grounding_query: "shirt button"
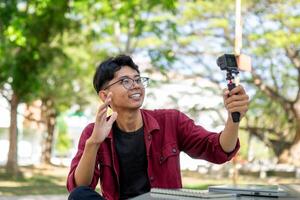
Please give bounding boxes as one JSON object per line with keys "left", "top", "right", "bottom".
{"left": 160, "top": 156, "right": 164, "bottom": 163}
{"left": 148, "top": 134, "right": 152, "bottom": 140}
{"left": 172, "top": 148, "right": 177, "bottom": 153}
{"left": 150, "top": 176, "right": 154, "bottom": 181}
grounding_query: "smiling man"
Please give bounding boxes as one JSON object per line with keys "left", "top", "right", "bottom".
{"left": 66, "top": 55, "right": 249, "bottom": 200}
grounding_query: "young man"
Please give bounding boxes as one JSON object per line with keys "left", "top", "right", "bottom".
{"left": 67, "top": 55, "right": 249, "bottom": 200}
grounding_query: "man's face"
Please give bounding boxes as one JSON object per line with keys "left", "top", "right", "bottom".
{"left": 104, "top": 66, "right": 145, "bottom": 111}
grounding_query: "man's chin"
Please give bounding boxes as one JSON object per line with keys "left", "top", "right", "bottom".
{"left": 128, "top": 102, "right": 143, "bottom": 110}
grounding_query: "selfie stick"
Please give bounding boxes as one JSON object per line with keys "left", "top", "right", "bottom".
{"left": 226, "top": 68, "right": 240, "bottom": 123}
{"left": 217, "top": 54, "right": 241, "bottom": 123}
{"left": 217, "top": 0, "right": 243, "bottom": 123}
{"left": 228, "top": 0, "right": 242, "bottom": 123}
{"left": 231, "top": 0, "right": 241, "bottom": 122}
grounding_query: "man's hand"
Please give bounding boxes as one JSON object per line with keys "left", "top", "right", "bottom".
{"left": 74, "top": 93, "right": 117, "bottom": 187}
{"left": 88, "top": 92, "right": 118, "bottom": 145}
{"left": 220, "top": 85, "right": 249, "bottom": 152}
{"left": 223, "top": 85, "right": 249, "bottom": 120}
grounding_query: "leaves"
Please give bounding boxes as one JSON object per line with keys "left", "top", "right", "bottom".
{"left": 1, "top": 0, "right": 299, "bottom": 164}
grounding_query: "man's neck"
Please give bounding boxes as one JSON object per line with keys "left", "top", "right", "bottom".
{"left": 115, "top": 109, "right": 143, "bottom": 132}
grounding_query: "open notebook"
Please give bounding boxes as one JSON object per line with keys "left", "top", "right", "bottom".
{"left": 150, "top": 188, "right": 236, "bottom": 199}
{"left": 208, "top": 184, "right": 287, "bottom": 197}
{"left": 132, "top": 188, "right": 236, "bottom": 199}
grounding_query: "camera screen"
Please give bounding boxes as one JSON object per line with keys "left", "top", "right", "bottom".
{"left": 226, "top": 55, "right": 238, "bottom": 68}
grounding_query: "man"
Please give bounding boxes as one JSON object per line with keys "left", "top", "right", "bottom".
{"left": 67, "top": 55, "right": 249, "bottom": 200}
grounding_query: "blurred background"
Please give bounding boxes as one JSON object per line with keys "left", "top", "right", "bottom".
{"left": 0, "top": 0, "right": 300, "bottom": 197}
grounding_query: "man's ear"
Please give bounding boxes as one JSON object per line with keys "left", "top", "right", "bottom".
{"left": 98, "top": 90, "right": 108, "bottom": 102}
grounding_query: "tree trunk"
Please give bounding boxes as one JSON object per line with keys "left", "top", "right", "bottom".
{"left": 278, "top": 127, "right": 300, "bottom": 165}
{"left": 6, "top": 92, "right": 19, "bottom": 175}
{"left": 41, "top": 103, "right": 57, "bottom": 165}
{"left": 278, "top": 102, "right": 300, "bottom": 165}
{"left": 290, "top": 132, "right": 300, "bottom": 166}
{"left": 278, "top": 141, "right": 300, "bottom": 166}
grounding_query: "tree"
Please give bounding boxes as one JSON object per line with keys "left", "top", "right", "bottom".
{"left": 71, "top": 0, "right": 178, "bottom": 68}
{"left": 38, "top": 41, "right": 91, "bottom": 164}
{"left": 166, "top": 0, "right": 300, "bottom": 165}
{"left": 24, "top": 0, "right": 180, "bottom": 164}
{"left": 0, "top": 0, "right": 71, "bottom": 174}
{"left": 243, "top": 0, "right": 300, "bottom": 165}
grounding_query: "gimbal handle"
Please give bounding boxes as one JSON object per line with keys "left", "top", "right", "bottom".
{"left": 227, "top": 81, "right": 240, "bottom": 123}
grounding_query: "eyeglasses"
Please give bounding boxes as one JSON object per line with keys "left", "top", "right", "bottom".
{"left": 103, "top": 77, "right": 149, "bottom": 90}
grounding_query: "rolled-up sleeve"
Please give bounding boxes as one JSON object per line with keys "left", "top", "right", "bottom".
{"left": 66, "top": 123, "right": 100, "bottom": 192}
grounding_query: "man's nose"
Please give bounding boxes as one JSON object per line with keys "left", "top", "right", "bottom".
{"left": 131, "top": 80, "right": 140, "bottom": 89}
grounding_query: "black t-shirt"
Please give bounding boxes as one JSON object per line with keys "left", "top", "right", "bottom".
{"left": 113, "top": 123, "right": 150, "bottom": 199}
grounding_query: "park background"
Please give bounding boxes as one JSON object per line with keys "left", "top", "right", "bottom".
{"left": 0, "top": 0, "right": 300, "bottom": 198}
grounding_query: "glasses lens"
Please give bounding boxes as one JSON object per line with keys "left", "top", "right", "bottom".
{"left": 141, "top": 77, "right": 149, "bottom": 87}
{"left": 122, "top": 78, "right": 133, "bottom": 89}
{"left": 121, "top": 77, "right": 149, "bottom": 89}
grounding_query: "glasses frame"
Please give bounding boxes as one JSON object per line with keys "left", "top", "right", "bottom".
{"left": 103, "top": 76, "right": 149, "bottom": 90}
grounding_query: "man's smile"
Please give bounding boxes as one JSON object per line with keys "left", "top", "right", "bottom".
{"left": 129, "top": 93, "right": 142, "bottom": 100}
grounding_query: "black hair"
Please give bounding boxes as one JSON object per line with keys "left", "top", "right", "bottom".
{"left": 93, "top": 55, "right": 140, "bottom": 93}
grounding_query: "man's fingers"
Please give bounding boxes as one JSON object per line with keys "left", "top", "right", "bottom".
{"left": 96, "top": 106, "right": 107, "bottom": 123}
{"left": 223, "top": 89, "right": 230, "bottom": 99}
{"left": 228, "top": 105, "right": 248, "bottom": 113}
{"left": 97, "top": 92, "right": 112, "bottom": 115}
{"left": 229, "top": 85, "right": 246, "bottom": 95}
{"left": 222, "top": 85, "right": 248, "bottom": 119}
{"left": 103, "top": 98, "right": 111, "bottom": 107}
{"left": 98, "top": 100, "right": 109, "bottom": 112}
{"left": 107, "top": 112, "right": 118, "bottom": 125}
{"left": 104, "top": 92, "right": 113, "bottom": 105}
{"left": 226, "top": 99, "right": 249, "bottom": 110}
{"left": 226, "top": 93, "right": 248, "bottom": 102}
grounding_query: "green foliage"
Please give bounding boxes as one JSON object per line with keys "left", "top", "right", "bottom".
{"left": 55, "top": 116, "right": 71, "bottom": 155}
{"left": 0, "top": 1, "right": 71, "bottom": 101}
{"left": 0, "top": 0, "right": 79, "bottom": 168}
{"left": 168, "top": 0, "right": 300, "bottom": 160}
{"left": 1, "top": 0, "right": 299, "bottom": 165}
{"left": 244, "top": 1, "right": 300, "bottom": 147}
{"left": 71, "top": 0, "right": 179, "bottom": 69}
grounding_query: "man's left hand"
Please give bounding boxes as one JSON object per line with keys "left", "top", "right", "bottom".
{"left": 223, "top": 85, "right": 249, "bottom": 120}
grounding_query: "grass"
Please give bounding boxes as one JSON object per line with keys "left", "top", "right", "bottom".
{"left": 0, "top": 165, "right": 68, "bottom": 196}
{"left": 0, "top": 166, "right": 299, "bottom": 196}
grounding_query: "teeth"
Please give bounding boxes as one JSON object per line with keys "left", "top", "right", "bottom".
{"left": 130, "top": 94, "right": 141, "bottom": 98}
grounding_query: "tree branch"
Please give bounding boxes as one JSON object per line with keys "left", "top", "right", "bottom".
{"left": 23, "top": 113, "right": 45, "bottom": 124}
{"left": 285, "top": 47, "right": 300, "bottom": 101}
{"left": 251, "top": 70, "right": 293, "bottom": 109}
{"left": 269, "top": 59, "right": 279, "bottom": 93}
{"left": 199, "top": 107, "right": 226, "bottom": 123}
{"left": 239, "top": 126, "right": 274, "bottom": 147}
{"left": 0, "top": 90, "right": 11, "bottom": 104}
{"left": 125, "top": 18, "right": 134, "bottom": 54}
{"left": 285, "top": 47, "right": 300, "bottom": 69}
{"left": 176, "top": 56, "right": 223, "bottom": 88}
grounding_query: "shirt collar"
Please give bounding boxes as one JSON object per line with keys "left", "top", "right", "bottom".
{"left": 140, "top": 109, "right": 160, "bottom": 134}
{"left": 106, "top": 109, "right": 160, "bottom": 139}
